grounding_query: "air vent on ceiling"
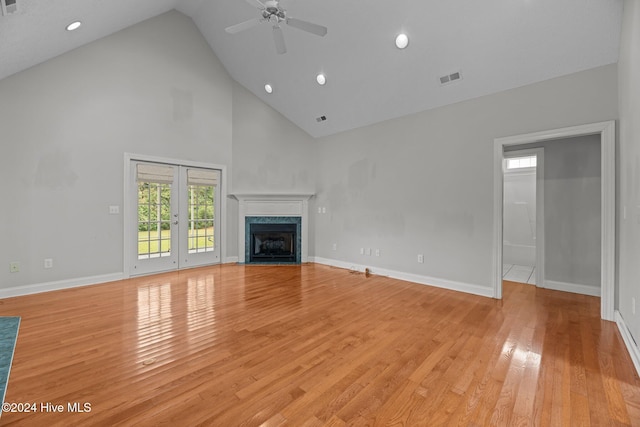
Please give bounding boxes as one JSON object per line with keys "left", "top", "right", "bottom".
{"left": 1, "top": 0, "right": 18, "bottom": 16}
{"left": 439, "top": 71, "right": 462, "bottom": 86}
{"left": 316, "top": 115, "right": 327, "bottom": 123}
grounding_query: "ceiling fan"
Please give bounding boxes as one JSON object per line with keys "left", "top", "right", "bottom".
{"left": 225, "top": 0, "right": 328, "bottom": 54}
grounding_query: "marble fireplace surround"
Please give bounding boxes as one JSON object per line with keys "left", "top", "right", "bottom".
{"left": 231, "top": 194, "right": 313, "bottom": 264}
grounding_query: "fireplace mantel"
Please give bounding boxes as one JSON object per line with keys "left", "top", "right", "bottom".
{"left": 231, "top": 193, "right": 314, "bottom": 264}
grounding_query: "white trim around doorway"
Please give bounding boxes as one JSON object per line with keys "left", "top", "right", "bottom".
{"left": 492, "top": 121, "right": 615, "bottom": 321}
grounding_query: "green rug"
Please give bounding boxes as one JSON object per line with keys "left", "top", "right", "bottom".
{"left": 0, "top": 317, "right": 20, "bottom": 405}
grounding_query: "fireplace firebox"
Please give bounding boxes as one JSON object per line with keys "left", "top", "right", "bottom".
{"left": 250, "top": 223, "right": 296, "bottom": 263}
{"left": 245, "top": 216, "right": 302, "bottom": 264}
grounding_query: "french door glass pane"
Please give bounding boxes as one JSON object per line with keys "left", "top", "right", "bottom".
{"left": 137, "top": 182, "right": 172, "bottom": 259}
{"left": 188, "top": 184, "right": 215, "bottom": 253}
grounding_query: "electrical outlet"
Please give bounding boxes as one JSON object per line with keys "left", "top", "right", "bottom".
{"left": 417, "top": 254, "right": 424, "bottom": 264}
{"left": 318, "top": 207, "right": 322, "bottom": 214}
{"left": 109, "top": 205, "right": 120, "bottom": 215}
{"left": 9, "top": 262, "right": 19, "bottom": 273}
{"left": 375, "top": 249, "right": 380, "bottom": 257}
{"left": 44, "top": 258, "right": 53, "bottom": 269}
{"left": 366, "top": 248, "right": 372, "bottom": 256}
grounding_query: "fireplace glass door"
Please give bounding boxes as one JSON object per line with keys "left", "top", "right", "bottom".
{"left": 250, "top": 223, "right": 296, "bottom": 263}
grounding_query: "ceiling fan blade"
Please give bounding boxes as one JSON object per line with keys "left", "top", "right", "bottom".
{"left": 285, "top": 17, "right": 327, "bottom": 37}
{"left": 225, "top": 18, "right": 262, "bottom": 34}
{"left": 273, "top": 26, "right": 287, "bottom": 54}
{"left": 245, "top": 0, "right": 266, "bottom": 9}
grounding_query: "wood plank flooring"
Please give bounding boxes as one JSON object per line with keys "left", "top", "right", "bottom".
{"left": 0, "top": 264, "right": 639, "bottom": 426}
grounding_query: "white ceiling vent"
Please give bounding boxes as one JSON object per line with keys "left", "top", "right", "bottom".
{"left": 439, "top": 71, "right": 462, "bottom": 86}
{"left": 1, "top": 0, "right": 18, "bottom": 16}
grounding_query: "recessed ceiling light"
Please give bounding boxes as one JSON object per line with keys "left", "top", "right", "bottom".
{"left": 316, "top": 73, "right": 326, "bottom": 85}
{"left": 395, "top": 33, "right": 409, "bottom": 49}
{"left": 66, "top": 21, "right": 82, "bottom": 31}
{"left": 264, "top": 84, "right": 273, "bottom": 94}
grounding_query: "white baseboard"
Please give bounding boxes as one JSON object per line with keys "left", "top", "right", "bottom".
{"left": 615, "top": 310, "right": 640, "bottom": 376}
{"left": 544, "top": 280, "right": 601, "bottom": 297}
{"left": 309, "top": 256, "right": 493, "bottom": 298}
{"left": 0, "top": 273, "right": 124, "bottom": 299}
{"left": 1, "top": 260, "right": 242, "bottom": 299}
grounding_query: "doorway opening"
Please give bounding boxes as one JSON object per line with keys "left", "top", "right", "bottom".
{"left": 502, "top": 149, "right": 544, "bottom": 288}
{"left": 493, "top": 121, "right": 615, "bottom": 321}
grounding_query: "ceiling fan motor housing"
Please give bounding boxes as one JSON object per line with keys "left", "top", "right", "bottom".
{"left": 263, "top": 1, "right": 285, "bottom": 21}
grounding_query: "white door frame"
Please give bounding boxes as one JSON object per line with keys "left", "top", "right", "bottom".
{"left": 492, "top": 121, "right": 615, "bottom": 321}
{"left": 502, "top": 148, "right": 545, "bottom": 289}
{"left": 124, "top": 153, "right": 228, "bottom": 278}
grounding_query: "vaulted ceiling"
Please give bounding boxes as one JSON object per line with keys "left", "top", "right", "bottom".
{"left": 0, "top": 0, "right": 624, "bottom": 137}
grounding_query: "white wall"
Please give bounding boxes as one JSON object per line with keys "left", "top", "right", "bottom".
{"left": 313, "top": 64, "right": 617, "bottom": 292}
{"left": 503, "top": 171, "right": 536, "bottom": 266}
{"left": 618, "top": 1, "right": 640, "bottom": 345}
{"left": 0, "top": 11, "right": 234, "bottom": 289}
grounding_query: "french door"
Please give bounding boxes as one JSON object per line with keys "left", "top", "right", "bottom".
{"left": 130, "top": 161, "right": 221, "bottom": 276}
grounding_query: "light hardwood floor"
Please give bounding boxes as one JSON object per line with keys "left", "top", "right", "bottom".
{"left": 1, "top": 264, "right": 639, "bottom": 426}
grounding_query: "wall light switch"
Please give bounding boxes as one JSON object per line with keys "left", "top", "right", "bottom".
{"left": 318, "top": 207, "right": 322, "bottom": 214}
{"left": 322, "top": 207, "right": 326, "bottom": 214}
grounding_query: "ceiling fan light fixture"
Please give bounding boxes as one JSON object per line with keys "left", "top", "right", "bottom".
{"left": 316, "top": 73, "right": 326, "bottom": 85}
{"left": 66, "top": 21, "right": 82, "bottom": 31}
{"left": 264, "top": 84, "right": 273, "bottom": 94}
{"left": 395, "top": 33, "right": 409, "bottom": 49}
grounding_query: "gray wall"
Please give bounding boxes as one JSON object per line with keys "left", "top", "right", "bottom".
{"left": 543, "top": 136, "right": 601, "bottom": 288}
{"left": 313, "top": 64, "right": 617, "bottom": 291}
{"left": 618, "top": 1, "right": 640, "bottom": 344}
{"left": 0, "top": 11, "right": 234, "bottom": 288}
{"left": 230, "top": 82, "right": 317, "bottom": 256}
{"left": 0, "top": 10, "right": 319, "bottom": 290}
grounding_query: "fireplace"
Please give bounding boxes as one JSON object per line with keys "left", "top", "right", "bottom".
{"left": 245, "top": 216, "right": 302, "bottom": 264}
{"left": 232, "top": 194, "right": 313, "bottom": 264}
